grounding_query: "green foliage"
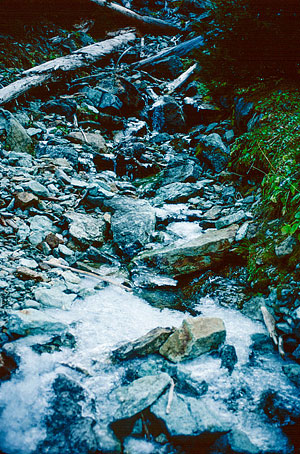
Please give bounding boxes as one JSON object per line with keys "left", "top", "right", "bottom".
{"left": 194, "top": 0, "right": 300, "bottom": 89}
{"left": 232, "top": 87, "right": 300, "bottom": 219}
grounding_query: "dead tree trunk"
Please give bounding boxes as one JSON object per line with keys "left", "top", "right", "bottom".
{"left": 0, "top": 31, "right": 136, "bottom": 106}
{"left": 89, "top": 0, "right": 181, "bottom": 35}
{"left": 132, "top": 36, "right": 204, "bottom": 70}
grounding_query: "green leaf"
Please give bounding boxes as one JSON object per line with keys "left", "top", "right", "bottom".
{"left": 281, "top": 225, "right": 291, "bottom": 235}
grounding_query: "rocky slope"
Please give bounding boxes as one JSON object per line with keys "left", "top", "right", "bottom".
{"left": 0, "top": 2, "right": 300, "bottom": 454}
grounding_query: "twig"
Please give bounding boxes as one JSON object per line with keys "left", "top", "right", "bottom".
{"left": 166, "top": 378, "right": 175, "bottom": 414}
{"left": 43, "top": 258, "right": 132, "bottom": 291}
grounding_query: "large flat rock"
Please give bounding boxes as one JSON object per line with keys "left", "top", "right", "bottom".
{"left": 109, "top": 373, "right": 172, "bottom": 420}
{"left": 131, "top": 225, "right": 238, "bottom": 276}
{"left": 159, "top": 317, "right": 226, "bottom": 362}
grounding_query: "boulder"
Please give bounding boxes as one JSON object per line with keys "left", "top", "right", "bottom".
{"left": 34, "top": 286, "right": 77, "bottom": 308}
{"left": 35, "top": 142, "right": 79, "bottom": 168}
{"left": 215, "top": 210, "right": 246, "bottom": 230}
{"left": 159, "top": 317, "right": 226, "bottom": 362}
{"left": 29, "top": 215, "right": 56, "bottom": 246}
{"left": 5, "top": 309, "right": 67, "bottom": 336}
{"left": 65, "top": 211, "right": 107, "bottom": 246}
{"left": 110, "top": 373, "right": 172, "bottom": 420}
{"left": 111, "top": 327, "right": 175, "bottom": 361}
{"left": 183, "top": 98, "right": 222, "bottom": 126}
{"left": 15, "top": 266, "right": 44, "bottom": 283}
{"left": 80, "top": 86, "right": 122, "bottom": 113}
{"left": 23, "top": 180, "right": 50, "bottom": 198}
{"left": 0, "top": 109, "right": 33, "bottom": 154}
{"left": 66, "top": 131, "right": 107, "bottom": 153}
{"left": 275, "top": 236, "right": 297, "bottom": 258}
{"left": 211, "top": 429, "right": 260, "bottom": 454}
{"left": 36, "top": 374, "right": 98, "bottom": 454}
{"left": 110, "top": 199, "right": 156, "bottom": 258}
{"left": 14, "top": 191, "right": 39, "bottom": 209}
{"left": 151, "top": 96, "right": 185, "bottom": 133}
{"left": 196, "top": 133, "right": 229, "bottom": 173}
{"left": 0, "top": 350, "right": 17, "bottom": 381}
{"left": 150, "top": 392, "right": 230, "bottom": 446}
{"left": 132, "top": 225, "right": 238, "bottom": 277}
{"left": 220, "top": 344, "right": 238, "bottom": 374}
{"left": 41, "top": 99, "right": 77, "bottom": 121}
{"left": 282, "top": 364, "right": 300, "bottom": 388}
{"left": 153, "top": 181, "right": 205, "bottom": 205}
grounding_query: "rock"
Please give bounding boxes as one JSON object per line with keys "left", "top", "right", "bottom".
{"left": 5, "top": 309, "right": 67, "bottom": 336}
{"left": 235, "top": 222, "right": 249, "bottom": 241}
{"left": 41, "top": 99, "right": 77, "bottom": 120}
{"left": 65, "top": 211, "right": 107, "bottom": 246}
{"left": 241, "top": 296, "right": 265, "bottom": 321}
{"left": 32, "top": 332, "right": 76, "bottom": 354}
{"left": 23, "top": 180, "right": 50, "bottom": 198}
{"left": 15, "top": 192, "right": 39, "bottom": 209}
{"left": 215, "top": 210, "right": 246, "bottom": 230}
{"left": 111, "top": 327, "right": 175, "bottom": 361}
{"left": 160, "top": 156, "right": 202, "bottom": 185}
{"left": 35, "top": 142, "right": 79, "bottom": 168}
{"left": 260, "top": 389, "right": 300, "bottom": 426}
{"left": 45, "top": 233, "right": 63, "bottom": 249}
{"left": 0, "top": 109, "right": 33, "bottom": 154}
{"left": 110, "top": 199, "right": 156, "bottom": 258}
{"left": 80, "top": 86, "right": 122, "bottom": 113}
{"left": 211, "top": 429, "right": 260, "bottom": 454}
{"left": 29, "top": 215, "right": 56, "bottom": 246}
{"left": 183, "top": 98, "right": 222, "bottom": 127}
{"left": 143, "top": 55, "right": 183, "bottom": 79}
{"left": 36, "top": 374, "right": 98, "bottom": 454}
{"left": 282, "top": 364, "right": 300, "bottom": 388}
{"left": 150, "top": 392, "right": 230, "bottom": 443}
{"left": 159, "top": 317, "right": 226, "bottom": 362}
{"left": 151, "top": 96, "right": 185, "bottom": 133}
{"left": 153, "top": 181, "right": 205, "bottom": 205}
{"left": 34, "top": 286, "right": 77, "bottom": 308}
{"left": 66, "top": 131, "right": 107, "bottom": 153}
{"left": 0, "top": 350, "right": 17, "bottom": 381}
{"left": 220, "top": 344, "right": 238, "bottom": 374}
{"left": 15, "top": 266, "right": 44, "bottom": 282}
{"left": 275, "top": 236, "right": 297, "bottom": 258}
{"left": 196, "top": 133, "right": 229, "bottom": 173}
{"left": 110, "top": 373, "right": 172, "bottom": 420}
{"left": 234, "top": 97, "right": 254, "bottom": 131}
{"left": 132, "top": 225, "right": 238, "bottom": 277}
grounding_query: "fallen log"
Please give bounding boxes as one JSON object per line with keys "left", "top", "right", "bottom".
{"left": 89, "top": 0, "right": 181, "bottom": 35}
{"left": 0, "top": 32, "right": 136, "bottom": 106}
{"left": 132, "top": 35, "right": 204, "bottom": 70}
{"left": 165, "top": 62, "right": 198, "bottom": 94}
{"left": 261, "top": 306, "right": 278, "bottom": 346}
{"left": 44, "top": 258, "right": 133, "bottom": 292}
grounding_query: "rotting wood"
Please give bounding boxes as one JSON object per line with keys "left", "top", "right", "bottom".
{"left": 89, "top": 0, "right": 181, "bottom": 35}
{"left": 261, "top": 306, "right": 278, "bottom": 346}
{"left": 165, "top": 63, "right": 198, "bottom": 94}
{"left": 43, "top": 258, "right": 133, "bottom": 292}
{"left": 0, "top": 32, "right": 136, "bottom": 106}
{"left": 132, "top": 35, "right": 204, "bottom": 70}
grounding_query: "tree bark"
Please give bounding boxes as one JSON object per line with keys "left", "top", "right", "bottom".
{"left": 165, "top": 62, "right": 198, "bottom": 94}
{"left": 89, "top": 0, "right": 181, "bottom": 35}
{"left": 132, "top": 36, "right": 204, "bottom": 70}
{"left": 0, "top": 32, "right": 136, "bottom": 105}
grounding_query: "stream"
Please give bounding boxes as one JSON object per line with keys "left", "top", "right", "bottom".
{"left": 0, "top": 278, "right": 298, "bottom": 454}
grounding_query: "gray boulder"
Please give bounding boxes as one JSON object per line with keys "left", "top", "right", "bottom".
{"left": 150, "top": 392, "right": 230, "bottom": 440}
{"left": 65, "top": 211, "right": 107, "bottom": 246}
{"left": 110, "top": 373, "right": 172, "bottom": 420}
{"left": 5, "top": 309, "right": 67, "bottom": 336}
{"left": 159, "top": 317, "right": 226, "bottom": 362}
{"left": 34, "top": 286, "right": 77, "bottom": 309}
{"left": 215, "top": 210, "right": 246, "bottom": 230}
{"left": 0, "top": 109, "right": 33, "bottom": 154}
{"left": 111, "top": 327, "right": 175, "bottom": 361}
{"left": 151, "top": 96, "right": 185, "bottom": 133}
{"left": 110, "top": 199, "right": 156, "bottom": 258}
{"left": 153, "top": 181, "right": 205, "bottom": 205}
{"left": 132, "top": 225, "right": 238, "bottom": 277}
{"left": 196, "top": 133, "right": 229, "bottom": 173}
